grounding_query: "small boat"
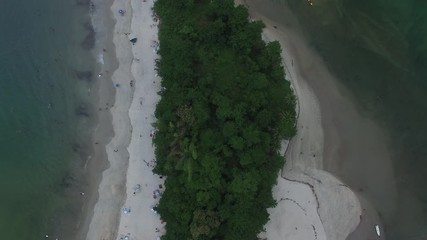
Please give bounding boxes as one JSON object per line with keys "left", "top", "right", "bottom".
{"left": 375, "top": 225, "right": 381, "bottom": 237}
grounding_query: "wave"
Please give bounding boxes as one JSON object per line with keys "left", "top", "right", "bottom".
{"left": 89, "top": 0, "right": 111, "bottom": 66}
{"left": 97, "top": 52, "right": 104, "bottom": 65}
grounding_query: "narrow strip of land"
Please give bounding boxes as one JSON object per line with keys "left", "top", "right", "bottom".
{"left": 86, "top": 0, "right": 163, "bottom": 239}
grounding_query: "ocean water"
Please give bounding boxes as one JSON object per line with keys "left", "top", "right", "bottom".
{"left": 0, "top": 0, "right": 98, "bottom": 238}
{"left": 251, "top": 0, "right": 427, "bottom": 239}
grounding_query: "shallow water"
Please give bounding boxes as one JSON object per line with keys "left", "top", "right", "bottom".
{"left": 251, "top": 0, "right": 427, "bottom": 239}
{"left": 0, "top": 0, "right": 98, "bottom": 238}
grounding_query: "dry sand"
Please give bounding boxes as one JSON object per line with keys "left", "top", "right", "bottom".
{"left": 115, "top": 0, "right": 165, "bottom": 239}
{"left": 86, "top": 0, "right": 163, "bottom": 239}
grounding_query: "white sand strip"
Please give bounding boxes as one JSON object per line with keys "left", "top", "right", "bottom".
{"left": 115, "top": 0, "right": 164, "bottom": 239}
{"left": 263, "top": 175, "right": 327, "bottom": 240}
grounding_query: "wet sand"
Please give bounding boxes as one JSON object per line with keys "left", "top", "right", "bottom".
{"left": 50, "top": 1, "right": 119, "bottom": 239}
{"left": 72, "top": 1, "right": 119, "bottom": 239}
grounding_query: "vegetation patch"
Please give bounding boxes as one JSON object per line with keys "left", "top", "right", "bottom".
{"left": 152, "top": 0, "right": 296, "bottom": 239}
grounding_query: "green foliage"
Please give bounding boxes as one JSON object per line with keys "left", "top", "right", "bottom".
{"left": 190, "top": 209, "right": 221, "bottom": 240}
{"left": 152, "top": 0, "right": 296, "bottom": 239}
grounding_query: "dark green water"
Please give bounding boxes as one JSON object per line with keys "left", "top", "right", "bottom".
{"left": 277, "top": 0, "right": 427, "bottom": 239}
{"left": 0, "top": 0, "right": 97, "bottom": 238}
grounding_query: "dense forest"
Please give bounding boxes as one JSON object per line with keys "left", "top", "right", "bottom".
{"left": 152, "top": 0, "right": 296, "bottom": 239}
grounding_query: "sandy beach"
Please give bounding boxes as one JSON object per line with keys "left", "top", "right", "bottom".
{"left": 115, "top": 0, "right": 165, "bottom": 238}
{"left": 237, "top": 0, "right": 400, "bottom": 239}
{"left": 262, "top": 20, "right": 361, "bottom": 240}
{"left": 235, "top": 0, "right": 373, "bottom": 240}
{"left": 85, "top": 0, "right": 163, "bottom": 239}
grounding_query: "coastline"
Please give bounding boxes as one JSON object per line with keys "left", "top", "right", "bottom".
{"left": 36, "top": 1, "right": 119, "bottom": 239}
{"left": 235, "top": 0, "right": 369, "bottom": 239}
{"left": 239, "top": 0, "right": 404, "bottom": 239}
{"left": 71, "top": 0, "right": 119, "bottom": 239}
{"left": 86, "top": 0, "right": 163, "bottom": 239}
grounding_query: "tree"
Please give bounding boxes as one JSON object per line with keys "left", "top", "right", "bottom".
{"left": 152, "top": 0, "right": 297, "bottom": 239}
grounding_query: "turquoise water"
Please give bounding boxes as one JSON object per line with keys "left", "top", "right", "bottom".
{"left": 276, "top": 0, "right": 427, "bottom": 239}
{"left": 0, "top": 0, "right": 96, "bottom": 238}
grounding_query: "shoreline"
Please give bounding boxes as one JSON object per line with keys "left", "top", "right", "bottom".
{"left": 44, "top": 1, "right": 119, "bottom": 239}
{"left": 239, "top": 1, "right": 401, "bottom": 239}
{"left": 85, "top": 0, "right": 164, "bottom": 239}
{"left": 73, "top": 0, "right": 119, "bottom": 239}
{"left": 235, "top": 0, "right": 368, "bottom": 239}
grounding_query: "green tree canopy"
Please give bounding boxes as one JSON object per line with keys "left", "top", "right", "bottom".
{"left": 152, "top": 0, "right": 296, "bottom": 239}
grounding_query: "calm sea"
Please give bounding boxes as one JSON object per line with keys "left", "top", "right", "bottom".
{"left": 0, "top": 0, "right": 99, "bottom": 238}
{"left": 252, "top": 0, "right": 427, "bottom": 239}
